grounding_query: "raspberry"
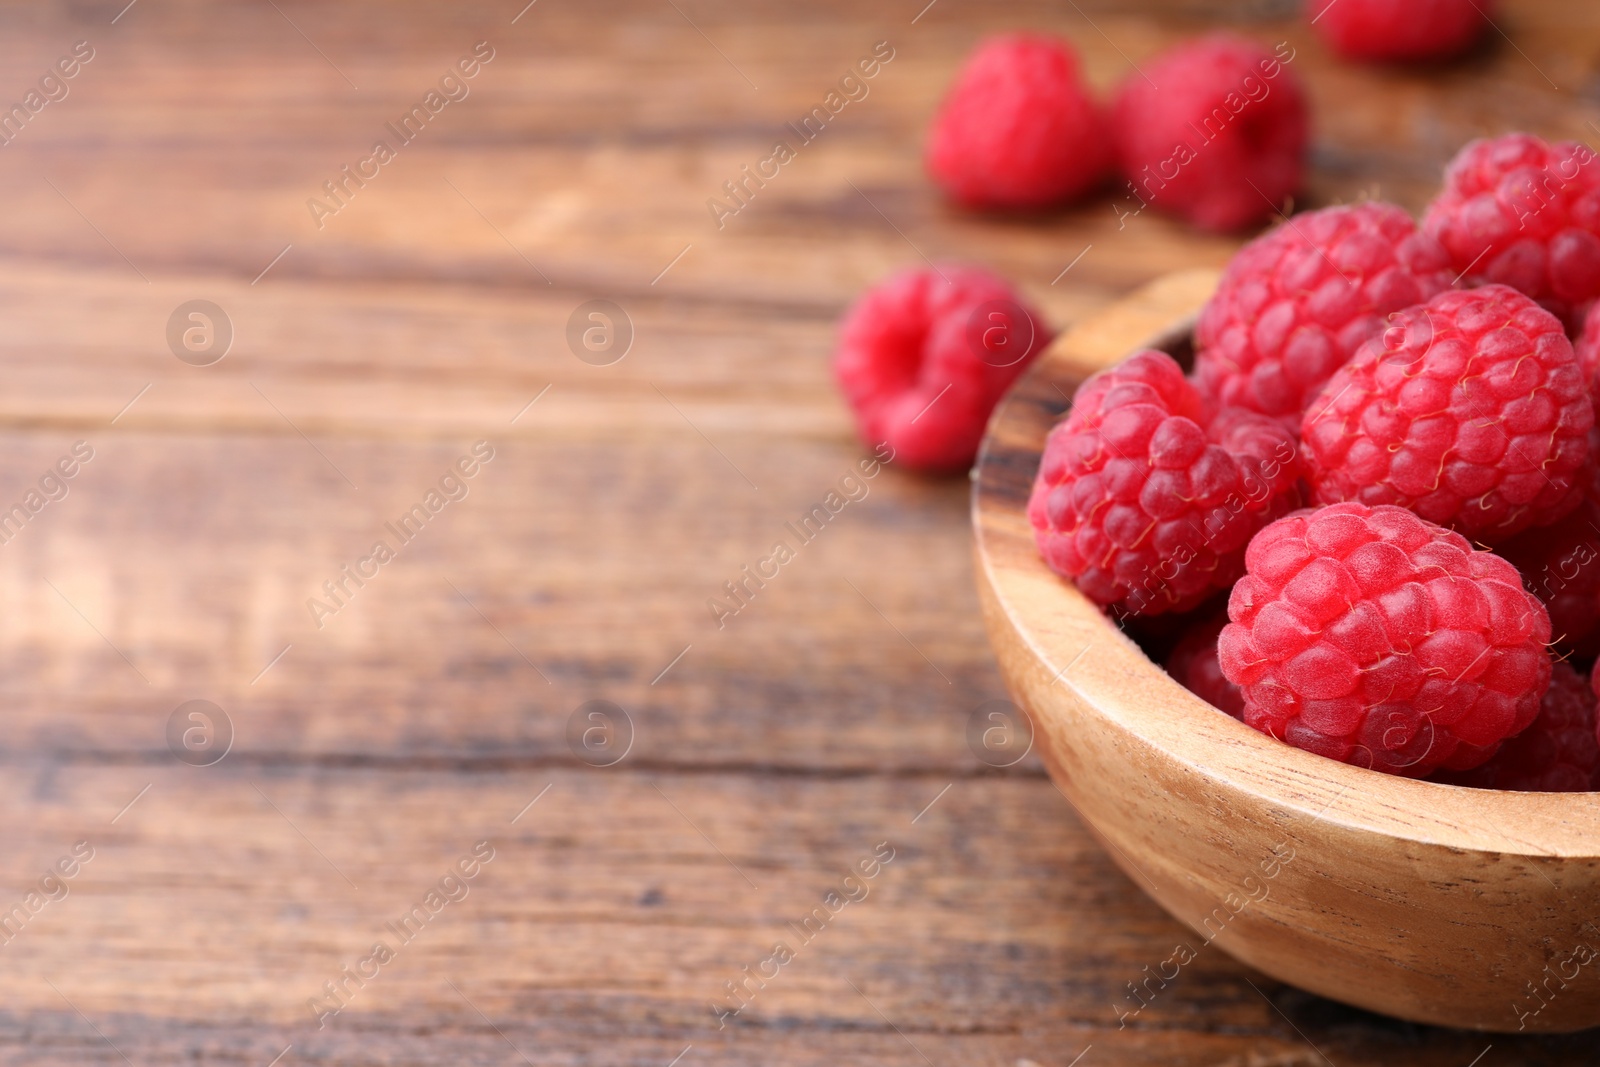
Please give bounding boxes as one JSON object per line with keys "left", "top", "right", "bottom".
{"left": 1576, "top": 301, "right": 1600, "bottom": 401}
{"left": 1495, "top": 422, "right": 1600, "bottom": 654}
{"left": 1110, "top": 35, "right": 1308, "bottom": 232}
{"left": 1218, "top": 502, "right": 1552, "bottom": 777}
{"left": 1301, "top": 284, "right": 1593, "bottom": 544}
{"left": 926, "top": 34, "right": 1112, "bottom": 211}
{"left": 1499, "top": 510, "right": 1600, "bottom": 656}
{"left": 1194, "top": 202, "right": 1455, "bottom": 422}
{"left": 1308, "top": 0, "right": 1491, "bottom": 63}
{"left": 1029, "top": 350, "right": 1301, "bottom": 616}
{"left": 834, "top": 265, "right": 1052, "bottom": 473}
{"left": 1422, "top": 133, "right": 1600, "bottom": 329}
{"left": 1436, "top": 661, "right": 1600, "bottom": 791}
{"left": 1165, "top": 612, "right": 1245, "bottom": 718}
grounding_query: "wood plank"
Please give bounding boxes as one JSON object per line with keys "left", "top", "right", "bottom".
{"left": 0, "top": 430, "right": 1001, "bottom": 766}
{"left": 0, "top": 765, "right": 1588, "bottom": 1064}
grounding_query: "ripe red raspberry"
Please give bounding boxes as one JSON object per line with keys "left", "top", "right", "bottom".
{"left": 834, "top": 265, "right": 1051, "bottom": 473}
{"left": 1499, "top": 504, "right": 1600, "bottom": 657}
{"left": 1029, "top": 350, "right": 1301, "bottom": 616}
{"left": 1194, "top": 202, "right": 1455, "bottom": 422}
{"left": 1165, "top": 612, "right": 1245, "bottom": 718}
{"left": 1301, "top": 284, "right": 1593, "bottom": 544}
{"left": 1110, "top": 35, "right": 1308, "bottom": 232}
{"left": 1576, "top": 301, "right": 1600, "bottom": 401}
{"left": 926, "top": 34, "right": 1112, "bottom": 211}
{"left": 1422, "top": 133, "right": 1600, "bottom": 329}
{"left": 1594, "top": 663, "right": 1600, "bottom": 761}
{"left": 1308, "top": 0, "right": 1491, "bottom": 63}
{"left": 1437, "top": 661, "right": 1600, "bottom": 791}
{"left": 1218, "top": 502, "right": 1552, "bottom": 777}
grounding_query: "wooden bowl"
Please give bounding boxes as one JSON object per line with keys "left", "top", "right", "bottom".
{"left": 973, "top": 269, "right": 1600, "bottom": 1034}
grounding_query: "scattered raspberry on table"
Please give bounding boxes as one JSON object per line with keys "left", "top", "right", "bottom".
{"left": 1307, "top": 0, "right": 1491, "bottom": 63}
{"left": 1164, "top": 611, "right": 1245, "bottom": 718}
{"left": 1217, "top": 502, "right": 1552, "bottom": 778}
{"left": 1436, "top": 661, "right": 1600, "bottom": 792}
{"left": 1194, "top": 201, "right": 1455, "bottom": 423}
{"left": 1300, "top": 284, "right": 1593, "bottom": 544}
{"left": 834, "top": 264, "right": 1052, "bottom": 473}
{"left": 926, "top": 34, "right": 1112, "bottom": 211}
{"left": 1422, "top": 132, "right": 1600, "bottom": 330}
{"left": 1029, "top": 350, "right": 1301, "bottom": 616}
{"left": 1110, "top": 34, "right": 1308, "bottom": 232}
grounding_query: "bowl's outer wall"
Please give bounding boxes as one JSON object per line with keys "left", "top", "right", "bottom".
{"left": 973, "top": 270, "right": 1600, "bottom": 1034}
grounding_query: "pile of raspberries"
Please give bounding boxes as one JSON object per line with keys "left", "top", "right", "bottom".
{"left": 1031, "top": 133, "right": 1600, "bottom": 789}
{"left": 832, "top": 6, "right": 1600, "bottom": 790}
{"left": 837, "top": 5, "right": 1502, "bottom": 471}
{"left": 922, "top": 0, "right": 1493, "bottom": 228}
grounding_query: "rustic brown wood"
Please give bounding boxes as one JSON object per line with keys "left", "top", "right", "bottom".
{"left": 0, "top": 0, "right": 1596, "bottom": 1062}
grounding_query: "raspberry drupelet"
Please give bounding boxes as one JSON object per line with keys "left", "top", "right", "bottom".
{"left": 1218, "top": 502, "right": 1551, "bottom": 778}
{"left": 1194, "top": 201, "right": 1454, "bottom": 424}
{"left": 1301, "top": 284, "right": 1593, "bottom": 544}
{"left": 1029, "top": 350, "right": 1301, "bottom": 617}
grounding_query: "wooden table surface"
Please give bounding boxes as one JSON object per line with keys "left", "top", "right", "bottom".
{"left": 0, "top": 1, "right": 1596, "bottom": 1063}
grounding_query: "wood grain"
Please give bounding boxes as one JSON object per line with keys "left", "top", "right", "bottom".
{"left": 0, "top": 0, "right": 1595, "bottom": 1062}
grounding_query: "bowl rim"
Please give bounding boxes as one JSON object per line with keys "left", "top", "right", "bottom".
{"left": 973, "top": 269, "right": 1600, "bottom": 860}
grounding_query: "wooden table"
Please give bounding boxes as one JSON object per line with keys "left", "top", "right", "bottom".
{"left": 0, "top": 1, "right": 1594, "bottom": 1063}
